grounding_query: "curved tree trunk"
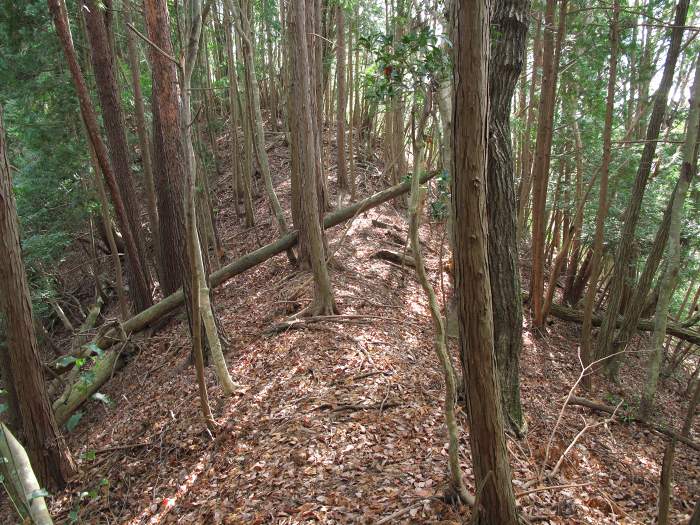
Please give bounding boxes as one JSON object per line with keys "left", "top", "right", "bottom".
{"left": 487, "top": 0, "right": 529, "bottom": 435}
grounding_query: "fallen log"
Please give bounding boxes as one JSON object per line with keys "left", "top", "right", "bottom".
{"left": 372, "top": 249, "right": 416, "bottom": 267}
{"left": 0, "top": 424, "right": 54, "bottom": 524}
{"left": 54, "top": 173, "right": 437, "bottom": 422}
{"left": 568, "top": 396, "right": 700, "bottom": 452}
{"left": 548, "top": 302, "right": 700, "bottom": 346}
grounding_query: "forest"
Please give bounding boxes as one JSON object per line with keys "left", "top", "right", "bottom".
{"left": 0, "top": 0, "right": 699, "bottom": 523}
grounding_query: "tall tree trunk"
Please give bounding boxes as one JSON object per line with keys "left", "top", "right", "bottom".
{"left": 336, "top": 3, "right": 348, "bottom": 198}
{"left": 580, "top": 0, "right": 619, "bottom": 389}
{"left": 49, "top": 0, "right": 151, "bottom": 316}
{"left": 144, "top": 1, "right": 190, "bottom": 299}
{"left": 453, "top": 1, "right": 518, "bottom": 522}
{"left": 487, "top": 0, "right": 530, "bottom": 435}
{"left": 348, "top": 9, "right": 356, "bottom": 200}
{"left": 229, "top": 0, "right": 292, "bottom": 258}
{"left": 123, "top": 0, "right": 161, "bottom": 278}
{"left": 639, "top": 62, "right": 700, "bottom": 419}
{"left": 0, "top": 104, "right": 76, "bottom": 490}
{"left": 290, "top": 0, "right": 337, "bottom": 316}
{"left": 596, "top": 0, "right": 690, "bottom": 364}
{"left": 516, "top": 15, "right": 543, "bottom": 238}
{"left": 82, "top": 0, "right": 152, "bottom": 312}
{"left": 223, "top": 1, "right": 254, "bottom": 226}
{"left": 529, "top": 0, "right": 566, "bottom": 332}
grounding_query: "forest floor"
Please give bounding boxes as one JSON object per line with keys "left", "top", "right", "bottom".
{"left": 5, "top": 127, "right": 699, "bottom": 524}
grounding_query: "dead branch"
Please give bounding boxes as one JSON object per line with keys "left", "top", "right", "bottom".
{"left": 569, "top": 396, "right": 700, "bottom": 452}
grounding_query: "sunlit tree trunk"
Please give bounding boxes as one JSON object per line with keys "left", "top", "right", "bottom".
{"left": 453, "top": 1, "right": 518, "bottom": 521}
{"left": 290, "top": 0, "right": 337, "bottom": 316}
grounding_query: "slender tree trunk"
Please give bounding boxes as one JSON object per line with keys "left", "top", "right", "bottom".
{"left": 580, "top": 0, "right": 619, "bottom": 389}
{"left": 223, "top": 1, "right": 253, "bottom": 226}
{"left": 453, "top": 1, "right": 518, "bottom": 522}
{"left": 348, "top": 10, "right": 356, "bottom": 200}
{"left": 87, "top": 139, "right": 129, "bottom": 320}
{"left": 229, "top": 0, "right": 292, "bottom": 257}
{"left": 596, "top": 0, "right": 690, "bottom": 365}
{"left": 530, "top": 0, "right": 566, "bottom": 332}
{"left": 0, "top": 104, "right": 76, "bottom": 490}
{"left": 123, "top": 0, "right": 160, "bottom": 276}
{"left": 49, "top": 0, "right": 151, "bottom": 316}
{"left": 82, "top": 0, "right": 152, "bottom": 312}
{"left": 487, "top": 0, "right": 530, "bottom": 435}
{"left": 181, "top": 0, "right": 238, "bottom": 397}
{"left": 639, "top": 62, "right": 700, "bottom": 419}
{"left": 290, "top": 0, "right": 337, "bottom": 316}
{"left": 516, "top": 15, "right": 542, "bottom": 239}
{"left": 409, "top": 89, "right": 472, "bottom": 506}
{"left": 336, "top": 3, "right": 348, "bottom": 198}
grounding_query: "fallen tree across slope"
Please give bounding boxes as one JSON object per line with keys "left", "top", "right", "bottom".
{"left": 548, "top": 302, "right": 700, "bottom": 346}
{"left": 52, "top": 173, "right": 437, "bottom": 425}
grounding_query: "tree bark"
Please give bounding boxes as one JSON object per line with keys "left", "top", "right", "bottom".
{"left": 529, "top": 0, "right": 567, "bottom": 331}
{"left": 290, "top": 0, "right": 336, "bottom": 315}
{"left": 639, "top": 61, "right": 700, "bottom": 419}
{"left": 123, "top": 0, "right": 160, "bottom": 275}
{"left": 487, "top": 0, "right": 530, "bottom": 436}
{"left": 230, "top": 0, "right": 292, "bottom": 248}
{"left": 82, "top": 0, "right": 152, "bottom": 312}
{"left": 144, "top": 0, "right": 191, "bottom": 301}
{"left": 180, "top": 0, "right": 238, "bottom": 397}
{"left": 0, "top": 104, "right": 76, "bottom": 490}
{"left": 336, "top": 4, "right": 348, "bottom": 197}
{"left": 48, "top": 0, "right": 151, "bottom": 316}
{"left": 453, "top": 1, "right": 518, "bottom": 522}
